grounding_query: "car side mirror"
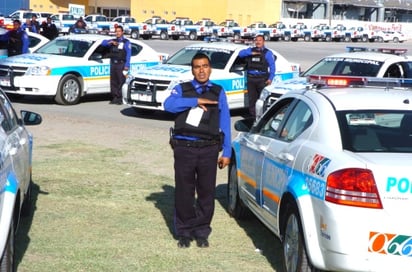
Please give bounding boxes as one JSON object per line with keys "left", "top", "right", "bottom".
{"left": 230, "top": 64, "right": 246, "bottom": 73}
{"left": 20, "top": 110, "right": 42, "bottom": 126}
{"left": 90, "top": 53, "right": 103, "bottom": 61}
{"left": 234, "top": 118, "right": 255, "bottom": 132}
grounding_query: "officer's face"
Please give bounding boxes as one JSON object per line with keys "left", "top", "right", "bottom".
{"left": 192, "top": 58, "right": 211, "bottom": 84}
{"left": 254, "top": 36, "right": 265, "bottom": 48}
{"left": 115, "top": 28, "right": 124, "bottom": 38}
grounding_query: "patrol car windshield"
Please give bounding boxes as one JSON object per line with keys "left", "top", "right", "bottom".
{"left": 303, "top": 58, "right": 383, "bottom": 77}
{"left": 338, "top": 111, "right": 412, "bottom": 152}
{"left": 35, "top": 39, "right": 94, "bottom": 58}
{"left": 166, "top": 47, "right": 233, "bottom": 70}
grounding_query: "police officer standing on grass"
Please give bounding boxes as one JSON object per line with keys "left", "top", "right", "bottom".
{"left": 164, "top": 53, "right": 231, "bottom": 249}
{"left": 0, "top": 20, "right": 29, "bottom": 57}
{"left": 239, "top": 34, "right": 276, "bottom": 118}
{"left": 101, "top": 25, "right": 131, "bottom": 104}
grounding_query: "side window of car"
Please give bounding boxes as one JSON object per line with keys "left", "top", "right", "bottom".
{"left": 280, "top": 101, "right": 313, "bottom": 142}
{"left": 384, "top": 63, "right": 404, "bottom": 78}
{"left": 131, "top": 44, "right": 142, "bottom": 56}
{"left": 0, "top": 93, "right": 18, "bottom": 132}
{"left": 256, "top": 98, "right": 294, "bottom": 139}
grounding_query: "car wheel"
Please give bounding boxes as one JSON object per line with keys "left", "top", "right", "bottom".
{"left": 21, "top": 180, "right": 33, "bottom": 217}
{"left": 304, "top": 35, "right": 311, "bottom": 42}
{"left": 393, "top": 37, "right": 399, "bottom": 43}
{"left": 55, "top": 74, "right": 81, "bottom": 105}
{"left": 160, "top": 31, "right": 168, "bottom": 40}
{"left": 130, "top": 30, "right": 139, "bottom": 39}
{"left": 344, "top": 36, "right": 351, "bottom": 42}
{"left": 234, "top": 33, "right": 240, "bottom": 40}
{"left": 284, "top": 35, "right": 291, "bottom": 41}
{"left": 264, "top": 34, "right": 270, "bottom": 41}
{"left": 0, "top": 213, "right": 15, "bottom": 272}
{"left": 282, "top": 203, "right": 312, "bottom": 272}
{"left": 141, "top": 34, "right": 150, "bottom": 40}
{"left": 378, "top": 37, "right": 384, "bottom": 42}
{"left": 361, "top": 36, "right": 368, "bottom": 42}
{"left": 325, "top": 35, "right": 331, "bottom": 42}
{"left": 189, "top": 31, "right": 197, "bottom": 40}
{"left": 227, "top": 157, "right": 249, "bottom": 219}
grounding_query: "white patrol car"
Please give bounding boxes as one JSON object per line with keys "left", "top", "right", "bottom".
{"left": 0, "top": 89, "right": 42, "bottom": 270}
{"left": 230, "top": 75, "right": 412, "bottom": 272}
{"left": 0, "top": 28, "right": 49, "bottom": 59}
{"left": 122, "top": 41, "right": 300, "bottom": 112}
{"left": 0, "top": 34, "right": 166, "bottom": 105}
{"left": 256, "top": 46, "right": 412, "bottom": 118}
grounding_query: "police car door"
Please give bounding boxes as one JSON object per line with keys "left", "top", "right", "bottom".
{"left": 0, "top": 92, "right": 31, "bottom": 190}
{"left": 259, "top": 98, "right": 313, "bottom": 233}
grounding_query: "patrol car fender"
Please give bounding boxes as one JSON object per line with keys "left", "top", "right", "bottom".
{"left": 0, "top": 172, "right": 19, "bottom": 257}
{"left": 280, "top": 174, "right": 325, "bottom": 269}
{"left": 14, "top": 75, "right": 73, "bottom": 96}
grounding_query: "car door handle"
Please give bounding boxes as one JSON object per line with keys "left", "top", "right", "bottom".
{"left": 258, "top": 144, "right": 268, "bottom": 152}
{"left": 277, "top": 152, "right": 294, "bottom": 162}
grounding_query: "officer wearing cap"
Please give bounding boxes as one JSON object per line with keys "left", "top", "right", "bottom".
{"left": 239, "top": 34, "right": 276, "bottom": 118}
{"left": 101, "top": 25, "right": 131, "bottom": 104}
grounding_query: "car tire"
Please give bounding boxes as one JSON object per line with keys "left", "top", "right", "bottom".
{"left": 21, "top": 180, "right": 33, "bottom": 217}
{"left": 304, "top": 35, "right": 311, "bottom": 42}
{"left": 160, "top": 31, "right": 168, "bottom": 40}
{"left": 130, "top": 30, "right": 139, "bottom": 39}
{"left": 264, "top": 34, "right": 270, "bottom": 41}
{"left": 282, "top": 203, "right": 315, "bottom": 272}
{"left": 189, "top": 31, "right": 197, "bottom": 40}
{"left": 0, "top": 213, "right": 15, "bottom": 272}
{"left": 325, "top": 35, "right": 331, "bottom": 42}
{"left": 55, "top": 74, "right": 82, "bottom": 105}
{"left": 227, "top": 157, "right": 250, "bottom": 219}
{"left": 393, "top": 37, "right": 399, "bottom": 43}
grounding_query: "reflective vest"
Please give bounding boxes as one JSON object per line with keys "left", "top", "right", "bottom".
{"left": 173, "top": 82, "right": 221, "bottom": 140}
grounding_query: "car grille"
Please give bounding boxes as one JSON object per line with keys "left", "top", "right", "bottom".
{"left": 0, "top": 64, "right": 28, "bottom": 77}
{"left": 129, "top": 77, "right": 170, "bottom": 93}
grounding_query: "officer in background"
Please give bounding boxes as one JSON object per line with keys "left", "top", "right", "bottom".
{"left": 0, "top": 20, "right": 29, "bottom": 57}
{"left": 41, "top": 17, "right": 59, "bottom": 40}
{"left": 164, "top": 53, "right": 231, "bottom": 249}
{"left": 101, "top": 25, "right": 131, "bottom": 104}
{"left": 30, "top": 14, "right": 41, "bottom": 33}
{"left": 239, "top": 34, "right": 276, "bottom": 118}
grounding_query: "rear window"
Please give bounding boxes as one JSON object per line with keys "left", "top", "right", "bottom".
{"left": 303, "top": 58, "right": 383, "bottom": 77}
{"left": 338, "top": 111, "right": 412, "bottom": 152}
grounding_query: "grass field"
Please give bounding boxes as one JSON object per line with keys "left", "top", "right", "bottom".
{"left": 14, "top": 138, "right": 283, "bottom": 272}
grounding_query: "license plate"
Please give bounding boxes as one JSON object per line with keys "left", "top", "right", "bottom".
{"left": 131, "top": 92, "right": 152, "bottom": 102}
{"left": 0, "top": 77, "right": 10, "bottom": 87}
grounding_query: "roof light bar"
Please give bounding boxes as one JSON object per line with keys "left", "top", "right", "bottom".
{"left": 346, "top": 46, "right": 407, "bottom": 55}
{"left": 308, "top": 75, "right": 412, "bottom": 88}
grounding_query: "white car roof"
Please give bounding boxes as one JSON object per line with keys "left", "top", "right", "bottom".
{"left": 323, "top": 51, "right": 412, "bottom": 63}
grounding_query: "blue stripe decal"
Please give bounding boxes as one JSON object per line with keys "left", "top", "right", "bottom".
{"left": 5, "top": 172, "right": 18, "bottom": 194}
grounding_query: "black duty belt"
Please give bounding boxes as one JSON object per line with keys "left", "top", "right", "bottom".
{"left": 247, "top": 73, "right": 267, "bottom": 78}
{"left": 171, "top": 139, "right": 219, "bottom": 148}
{"left": 111, "top": 60, "right": 125, "bottom": 64}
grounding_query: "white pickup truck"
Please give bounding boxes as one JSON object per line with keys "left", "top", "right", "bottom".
{"left": 50, "top": 13, "right": 77, "bottom": 35}
{"left": 84, "top": 14, "right": 111, "bottom": 34}
{"left": 140, "top": 16, "right": 185, "bottom": 40}
{"left": 110, "top": 16, "right": 141, "bottom": 39}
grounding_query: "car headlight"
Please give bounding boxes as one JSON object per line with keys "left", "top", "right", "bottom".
{"left": 26, "top": 66, "right": 51, "bottom": 76}
{"left": 168, "top": 79, "right": 192, "bottom": 90}
{"left": 259, "top": 88, "right": 271, "bottom": 101}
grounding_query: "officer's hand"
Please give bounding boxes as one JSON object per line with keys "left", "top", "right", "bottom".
{"left": 197, "top": 98, "right": 217, "bottom": 112}
{"left": 265, "top": 79, "right": 272, "bottom": 86}
{"left": 218, "top": 157, "right": 230, "bottom": 169}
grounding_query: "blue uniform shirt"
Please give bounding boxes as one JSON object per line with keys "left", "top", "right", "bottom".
{"left": 101, "top": 36, "right": 132, "bottom": 69}
{"left": 238, "top": 46, "right": 276, "bottom": 81}
{"left": 164, "top": 80, "right": 232, "bottom": 158}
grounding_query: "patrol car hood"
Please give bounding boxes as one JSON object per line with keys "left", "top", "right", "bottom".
{"left": 137, "top": 64, "right": 192, "bottom": 80}
{"left": 0, "top": 53, "right": 84, "bottom": 67}
{"left": 265, "top": 76, "right": 307, "bottom": 94}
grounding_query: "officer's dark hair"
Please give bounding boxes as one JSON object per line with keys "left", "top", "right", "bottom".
{"left": 116, "top": 25, "right": 124, "bottom": 32}
{"left": 191, "top": 53, "right": 210, "bottom": 67}
{"left": 13, "top": 19, "right": 21, "bottom": 25}
{"left": 254, "top": 34, "right": 265, "bottom": 40}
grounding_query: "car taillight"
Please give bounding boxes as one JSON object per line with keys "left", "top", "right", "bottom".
{"left": 200, "top": 26, "right": 204, "bottom": 31}
{"left": 143, "top": 25, "right": 147, "bottom": 30}
{"left": 171, "top": 25, "right": 175, "bottom": 31}
{"left": 326, "top": 168, "right": 383, "bottom": 209}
